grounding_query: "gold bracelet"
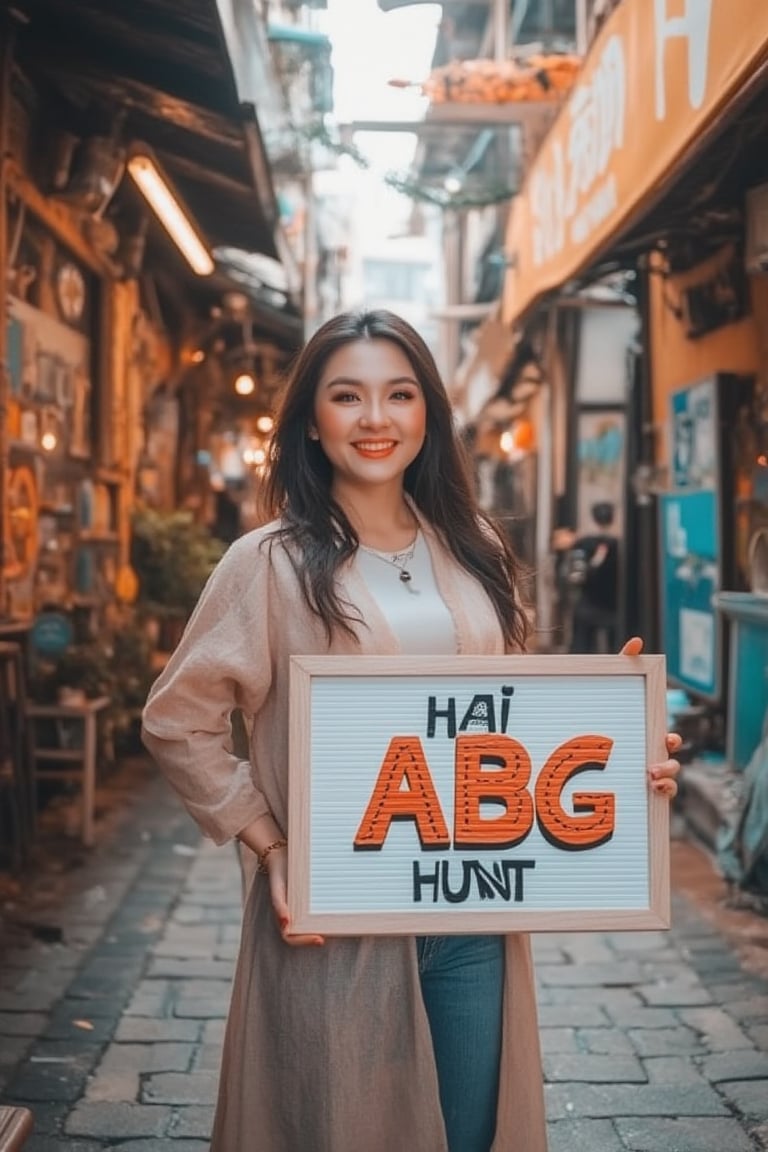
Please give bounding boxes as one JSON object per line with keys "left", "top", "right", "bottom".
{"left": 257, "top": 838, "right": 287, "bottom": 874}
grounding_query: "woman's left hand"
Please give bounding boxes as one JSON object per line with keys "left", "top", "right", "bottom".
{"left": 619, "top": 636, "right": 681, "bottom": 801}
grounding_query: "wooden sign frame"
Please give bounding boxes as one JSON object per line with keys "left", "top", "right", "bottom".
{"left": 288, "top": 654, "right": 670, "bottom": 936}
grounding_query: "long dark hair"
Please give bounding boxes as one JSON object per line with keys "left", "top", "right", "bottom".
{"left": 262, "top": 309, "right": 529, "bottom": 650}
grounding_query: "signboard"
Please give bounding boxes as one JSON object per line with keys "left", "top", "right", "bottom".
{"left": 288, "top": 654, "right": 669, "bottom": 936}
{"left": 659, "top": 376, "right": 724, "bottom": 700}
{"left": 502, "top": 0, "right": 768, "bottom": 326}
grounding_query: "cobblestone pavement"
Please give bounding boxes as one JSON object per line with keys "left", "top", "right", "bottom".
{"left": 1, "top": 755, "right": 768, "bottom": 1151}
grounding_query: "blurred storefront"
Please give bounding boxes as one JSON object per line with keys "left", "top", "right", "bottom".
{"left": 0, "top": 0, "right": 306, "bottom": 863}
{"left": 0, "top": 0, "right": 304, "bottom": 626}
{"left": 502, "top": 0, "right": 768, "bottom": 838}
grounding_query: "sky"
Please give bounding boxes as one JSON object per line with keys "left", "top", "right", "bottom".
{"left": 319, "top": 0, "right": 442, "bottom": 239}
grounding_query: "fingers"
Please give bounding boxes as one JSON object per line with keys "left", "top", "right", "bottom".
{"left": 651, "top": 776, "right": 678, "bottom": 799}
{"left": 649, "top": 757, "right": 680, "bottom": 800}
{"left": 278, "top": 909, "right": 324, "bottom": 946}
{"left": 272, "top": 892, "right": 324, "bottom": 947}
{"left": 619, "top": 636, "right": 644, "bottom": 656}
{"left": 282, "top": 929, "right": 325, "bottom": 948}
{"left": 665, "top": 732, "right": 683, "bottom": 753}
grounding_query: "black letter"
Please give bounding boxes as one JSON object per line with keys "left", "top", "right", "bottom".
{"left": 500, "top": 686, "right": 515, "bottom": 733}
{"left": 441, "top": 860, "right": 472, "bottom": 903}
{"left": 427, "top": 697, "right": 456, "bottom": 739}
{"left": 413, "top": 860, "right": 440, "bottom": 903}
{"left": 459, "top": 694, "right": 496, "bottom": 733}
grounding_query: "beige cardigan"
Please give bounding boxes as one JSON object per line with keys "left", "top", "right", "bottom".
{"left": 142, "top": 510, "right": 547, "bottom": 1152}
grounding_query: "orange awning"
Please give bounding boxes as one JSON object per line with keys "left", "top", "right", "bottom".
{"left": 502, "top": 0, "right": 768, "bottom": 328}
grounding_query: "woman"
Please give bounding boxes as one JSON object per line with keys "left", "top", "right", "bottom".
{"left": 142, "top": 310, "right": 680, "bottom": 1152}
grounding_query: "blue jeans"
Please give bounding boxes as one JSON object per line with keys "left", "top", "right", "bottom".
{"left": 417, "top": 935, "right": 504, "bottom": 1152}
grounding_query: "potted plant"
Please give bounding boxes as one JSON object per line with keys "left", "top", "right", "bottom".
{"left": 130, "top": 509, "right": 225, "bottom": 650}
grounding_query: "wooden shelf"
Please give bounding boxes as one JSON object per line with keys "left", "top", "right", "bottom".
{"left": 31, "top": 748, "right": 87, "bottom": 763}
{"left": 39, "top": 503, "right": 75, "bottom": 516}
{"left": 77, "top": 531, "right": 119, "bottom": 543}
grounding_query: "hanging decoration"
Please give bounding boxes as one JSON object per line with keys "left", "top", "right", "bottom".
{"left": 390, "top": 53, "right": 581, "bottom": 106}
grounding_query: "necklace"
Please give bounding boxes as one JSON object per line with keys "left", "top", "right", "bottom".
{"left": 358, "top": 537, "right": 419, "bottom": 593}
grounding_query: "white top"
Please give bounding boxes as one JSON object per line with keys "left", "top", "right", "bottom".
{"left": 353, "top": 531, "right": 457, "bottom": 655}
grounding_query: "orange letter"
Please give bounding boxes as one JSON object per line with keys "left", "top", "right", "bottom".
{"left": 454, "top": 734, "right": 534, "bottom": 848}
{"left": 354, "top": 736, "right": 450, "bottom": 850}
{"left": 535, "top": 735, "right": 615, "bottom": 850}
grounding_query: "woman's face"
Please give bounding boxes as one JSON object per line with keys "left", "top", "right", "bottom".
{"left": 312, "top": 338, "right": 427, "bottom": 495}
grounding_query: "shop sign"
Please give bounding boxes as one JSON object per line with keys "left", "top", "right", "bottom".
{"left": 287, "top": 654, "right": 669, "bottom": 935}
{"left": 31, "top": 611, "right": 74, "bottom": 656}
{"left": 504, "top": 0, "right": 768, "bottom": 325}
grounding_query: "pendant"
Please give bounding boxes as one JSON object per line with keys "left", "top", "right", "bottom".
{"left": 399, "top": 570, "right": 412, "bottom": 583}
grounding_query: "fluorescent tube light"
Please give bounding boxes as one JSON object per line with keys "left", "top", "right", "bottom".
{"left": 128, "top": 153, "right": 214, "bottom": 276}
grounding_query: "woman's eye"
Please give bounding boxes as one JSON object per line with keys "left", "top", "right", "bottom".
{"left": 391, "top": 390, "right": 416, "bottom": 401}
{"left": 333, "top": 391, "right": 359, "bottom": 403}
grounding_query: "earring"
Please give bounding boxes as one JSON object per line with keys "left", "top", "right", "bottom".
{"left": 308, "top": 429, "right": 319, "bottom": 441}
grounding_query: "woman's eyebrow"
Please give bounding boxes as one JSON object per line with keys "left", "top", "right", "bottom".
{"left": 323, "top": 375, "right": 419, "bottom": 388}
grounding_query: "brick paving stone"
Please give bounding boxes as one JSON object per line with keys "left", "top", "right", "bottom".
{"left": 7, "top": 1040, "right": 102, "bottom": 1102}
{"left": 114, "top": 1018, "right": 200, "bottom": 1044}
{"left": 146, "top": 957, "right": 235, "bottom": 980}
{"left": 577, "top": 1027, "right": 635, "bottom": 1055}
{"left": 537, "top": 961, "right": 647, "bottom": 987}
{"left": 84, "top": 1069, "right": 140, "bottom": 1102}
{"left": 111, "top": 1142, "right": 208, "bottom": 1151}
{"left": 123, "top": 980, "right": 174, "bottom": 1017}
{"left": 642, "top": 1055, "right": 709, "bottom": 1085}
{"left": 97, "top": 1042, "right": 195, "bottom": 1074}
{"left": 607, "top": 932, "right": 671, "bottom": 953}
{"left": 169, "top": 1104, "right": 215, "bottom": 1139}
{"left": 546, "top": 1117, "right": 624, "bottom": 1152}
{"left": 152, "top": 930, "right": 220, "bottom": 959}
{"left": 543, "top": 1053, "right": 647, "bottom": 1083}
{"left": 601, "top": 1006, "right": 679, "bottom": 1029}
{"left": 628, "top": 1024, "right": 706, "bottom": 1057}
{"left": 678, "top": 1006, "right": 755, "bottom": 1050}
{"left": 537, "top": 1004, "right": 610, "bottom": 1027}
{"left": 173, "top": 997, "right": 230, "bottom": 1019}
{"left": 701, "top": 1051, "right": 768, "bottom": 1081}
{"left": 44, "top": 994, "right": 124, "bottom": 1022}
{"left": 0, "top": 1012, "right": 47, "bottom": 1036}
{"left": 43, "top": 1006, "right": 119, "bottom": 1045}
{"left": 540, "top": 1027, "right": 578, "bottom": 1054}
{"left": 544, "top": 1082, "right": 729, "bottom": 1121}
{"left": 65, "top": 1101, "right": 173, "bottom": 1139}
{"left": 191, "top": 1044, "right": 223, "bottom": 1072}
{"left": 26, "top": 1138, "right": 106, "bottom": 1152}
{"left": 710, "top": 993, "right": 768, "bottom": 1020}
{"left": 717, "top": 1079, "right": 768, "bottom": 1119}
{"left": 1, "top": 945, "right": 86, "bottom": 972}
{"left": 200, "top": 1019, "right": 226, "bottom": 1045}
{"left": 561, "top": 938, "right": 619, "bottom": 964}
{"left": 637, "top": 979, "right": 713, "bottom": 1007}
{"left": 0, "top": 987, "right": 67, "bottom": 1013}
{"left": 545, "top": 987, "right": 644, "bottom": 1010}
{"left": 141, "top": 1070, "right": 218, "bottom": 1106}
{"left": 614, "top": 1116, "right": 755, "bottom": 1151}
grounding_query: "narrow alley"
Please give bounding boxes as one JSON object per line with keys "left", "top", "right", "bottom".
{"left": 1, "top": 755, "right": 767, "bottom": 1152}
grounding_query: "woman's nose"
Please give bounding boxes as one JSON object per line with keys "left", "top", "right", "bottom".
{"left": 359, "top": 402, "right": 390, "bottom": 427}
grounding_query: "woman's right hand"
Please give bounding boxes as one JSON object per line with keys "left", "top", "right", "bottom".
{"left": 266, "top": 845, "right": 325, "bottom": 947}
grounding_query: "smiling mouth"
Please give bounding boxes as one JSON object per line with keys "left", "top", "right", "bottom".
{"left": 352, "top": 440, "right": 398, "bottom": 457}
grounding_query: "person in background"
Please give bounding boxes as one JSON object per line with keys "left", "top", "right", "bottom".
{"left": 142, "top": 310, "right": 680, "bottom": 1152}
{"left": 568, "top": 500, "right": 620, "bottom": 654}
